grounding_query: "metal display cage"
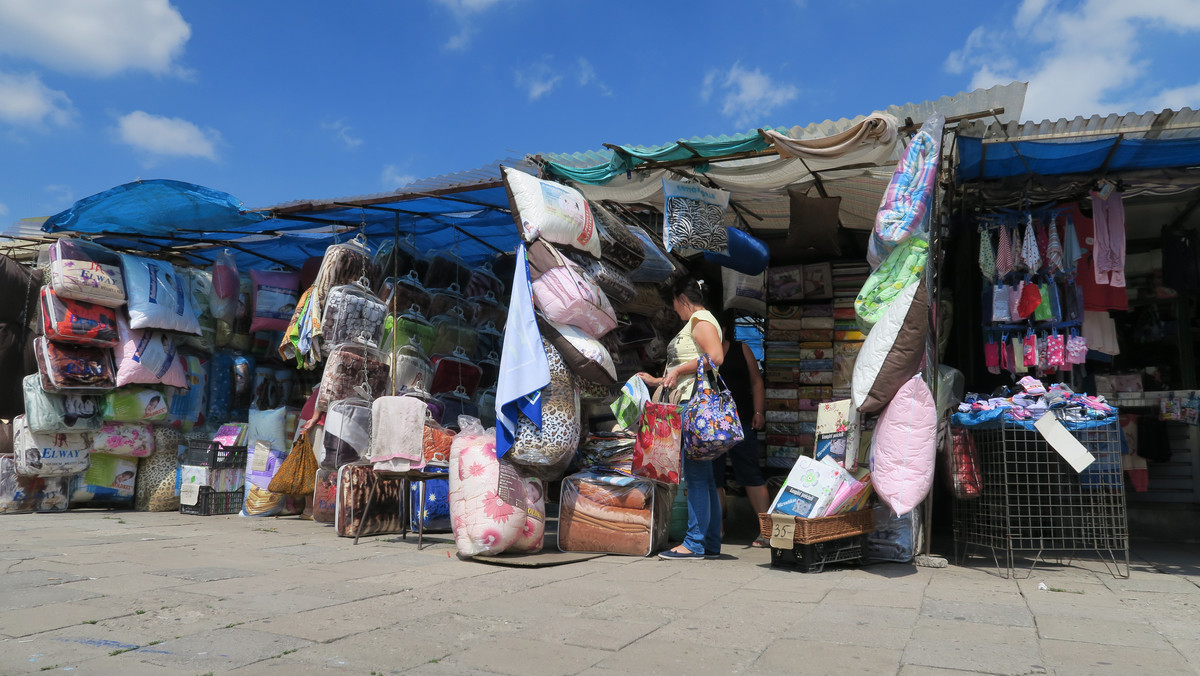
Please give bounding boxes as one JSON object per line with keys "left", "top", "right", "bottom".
{"left": 952, "top": 412, "right": 1129, "bottom": 578}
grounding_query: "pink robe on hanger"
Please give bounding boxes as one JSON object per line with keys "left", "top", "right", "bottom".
{"left": 1090, "top": 192, "right": 1126, "bottom": 287}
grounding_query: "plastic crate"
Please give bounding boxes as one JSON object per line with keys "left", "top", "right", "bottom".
{"left": 770, "top": 534, "right": 866, "bottom": 573}
{"left": 180, "top": 486, "right": 245, "bottom": 516}
{"left": 185, "top": 440, "right": 248, "bottom": 469}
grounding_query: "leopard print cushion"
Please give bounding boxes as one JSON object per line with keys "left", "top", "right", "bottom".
{"left": 135, "top": 427, "right": 180, "bottom": 512}
{"left": 509, "top": 338, "right": 580, "bottom": 480}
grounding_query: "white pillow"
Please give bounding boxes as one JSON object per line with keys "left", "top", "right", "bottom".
{"left": 120, "top": 254, "right": 202, "bottom": 335}
{"left": 503, "top": 167, "right": 601, "bottom": 259}
{"left": 851, "top": 280, "right": 928, "bottom": 413}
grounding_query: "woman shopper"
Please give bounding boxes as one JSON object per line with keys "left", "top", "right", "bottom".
{"left": 637, "top": 277, "right": 725, "bottom": 560}
{"left": 713, "top": 312, "right": 770, "bottom": 547}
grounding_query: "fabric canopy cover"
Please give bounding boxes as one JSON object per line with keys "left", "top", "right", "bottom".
{"left": 43, "top": 179, "right": 265, "bottom": 237}
{"left": 957, "top": 135, "right": 1200, "bottom": 182}
{"left": 542, "top": 132, "right": 778, "bottom": 185}
{"left": 567, "top": 114, "right": 900, "bottom": 207}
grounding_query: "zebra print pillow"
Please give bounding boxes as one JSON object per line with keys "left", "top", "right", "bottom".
{"left": 662, "top": 179, "right": 731, "bottom": 253}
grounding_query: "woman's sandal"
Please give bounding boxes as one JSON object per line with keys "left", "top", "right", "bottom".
{"left": 751, "top": 535, "right": 770, "bottom": 548}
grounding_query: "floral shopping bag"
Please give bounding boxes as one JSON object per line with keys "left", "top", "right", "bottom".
{"left": 682, "top": 355, "right": 744, "bottom": 461}
{"left": 632, "top": 386, "right": 682, "bottom": 484}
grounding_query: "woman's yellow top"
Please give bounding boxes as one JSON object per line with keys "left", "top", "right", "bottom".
{"left": 665, "top": 309, "right": 723, "bottom": 401}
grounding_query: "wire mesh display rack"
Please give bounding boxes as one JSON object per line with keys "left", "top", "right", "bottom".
{"left": 953, "top": 412, "right": 1129, "bottom": 579}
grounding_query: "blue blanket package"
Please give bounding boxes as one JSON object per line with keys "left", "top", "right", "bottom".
{"left": 410, "top": 468, "right": 451, "bottom": 532}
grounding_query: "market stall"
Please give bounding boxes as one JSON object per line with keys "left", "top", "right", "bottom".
{"left": 944, "top": 106, "right": 1200, "bottom": 562}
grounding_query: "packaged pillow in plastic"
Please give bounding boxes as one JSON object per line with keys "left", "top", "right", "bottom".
{"left": 70, "top": 453, "right": 137, "bottom": 507}
{"left": 0, "top": 455, "right": 71, "bottom": 514}
{"left": 410, "top": 469, "right": 452, "bottom": 532}
{"left": 870, "top": 375, "right": 937, "bottom": 517}
{"left": 39, "top": 286, "right": 120, "bottom": 347}
{"left": 216, "top": 274, "right": 254, "bottom": 350}
{"left": 208, "top": 351, "right": 256, "bottom": 423}
{"left": 626, "top": 226, "right": 675, "bottom": 282}
{"left": 164, "top": 353, "right": 209, "bottom": 432}
{"left": 503, "top": 167, "right": 601, "bottom": 258}
{"left": 48, "top": 239, "right": 126, "bottom": 308}
{"left": 182, "top": 268, "right": 217, "bottom": 351}
{"left": 12, "top": 414, "right": 91, "bottom": 477}
{"left": 240, "top": 481, "right": 286, "bottom": 517}
{"left": 210, "top": 249, "right": 240, "bottom": 325}
{"left": 136, "top": 427, "right": 184, "bottom": 511}
{"left": 722, "top": 267, "right": 767, "bottom": 317}
{"left": 104, "top": 387, "right": 168, "bottom": 422}
{"left": 91, "top": 421, "right": 154, "bottom": 457}
{"left": 114, "top": 315, "right": 187, "bottom": 388}
{"left": 250, "top": 269, "right": 301, "bottom": 333}
{"left": 449, "top": 416, "right": 524, "bottom": 556}
{"left": 508, "top": 473, "right": 546, "bottom": 554}
{"left": 538, "top": 317, "right": 617, "bottom": 384}
{"left": 120, "top": 253, "right": 201, "bottom": 335}
{"left": 33, "top": 336, "right": 117, "bottom": 392}
{"left": 22, "top": 374, "right": 103, "bottom": 433}
{"left": 246, "top": 407, "right": 289, "bottom": 487}
{"left": 662, "top": 178, "right": 730, "bottom": 254}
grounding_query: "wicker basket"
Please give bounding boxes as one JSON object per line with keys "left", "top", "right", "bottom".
{"left": 758, "top": 509, "right": 875, "bottom": 545}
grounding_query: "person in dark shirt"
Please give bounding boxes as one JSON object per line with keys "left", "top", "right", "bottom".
{"left": 714, "top": 312, "right": 770, "bottom": 546}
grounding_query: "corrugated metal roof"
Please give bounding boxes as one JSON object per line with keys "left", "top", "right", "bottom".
{"left": 258, "top": 157, "right": 536, "bottom": 213}
{"left": 787, "top": 82, "right": 1027, "bottom": 141}
{"left": 956, "top": 107, "right": 1200, "bottom": 142}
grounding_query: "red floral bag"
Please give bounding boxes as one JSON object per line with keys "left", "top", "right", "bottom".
{"left": 632, "top": 386, "right": 682, "bottom": 484}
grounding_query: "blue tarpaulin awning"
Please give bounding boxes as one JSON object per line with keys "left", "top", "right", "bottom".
{"left": 43, "top": 179, "right": 265, "bottom": 236}
{"left": 956, "top": 135, "right": 1200, "bottom": 182}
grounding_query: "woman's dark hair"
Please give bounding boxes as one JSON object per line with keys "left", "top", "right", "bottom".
{"left": 671, "top": 276, "right": 707, "bottom": 307}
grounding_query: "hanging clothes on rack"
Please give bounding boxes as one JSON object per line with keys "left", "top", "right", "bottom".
{"left": 1066, "top": 203, "right": 1127, "bottom": 312}
{"left": 1090, "top": 192, "right": 1126, "bottom": 287}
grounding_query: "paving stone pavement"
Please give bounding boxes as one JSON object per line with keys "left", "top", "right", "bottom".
{"left": 0, "top": 511, "right": 1197, "bottom": 675}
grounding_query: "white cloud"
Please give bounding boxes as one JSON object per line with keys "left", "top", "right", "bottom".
{"left": 0, "top": 70, "right": 74, "bottom": 127}
{"left": 0, "top": 201, "right": 8, "bottom": 217}
{"left": 433, "top": 0, "right": 508, "bottom": 50}
{"left": 577, "top": 58, "right": 612, "bottom": 96}
{"left": 515, "top": 60, "right": 562, "bottom": 101}
{"left": 382, "top": 165, "right": 416, "bottom": 190}
{"left": 0, "top": 0, "right": 191, "bottom": 77}
{"left": 703, "top": 62, "right": 799, "bottom": 128}
{"left": 1152, "top": 81, "right": 1200, "bottom": 111}
{"left": 946, "top": 0, "right": 1200, "bottom": 121}
{"left": 115, "top": 111, "right": 219, "bottom": 161}
{"left": 43, "top": 184, "right": 74, "bottom": 210}
{"left": 322, "top": 119, "right": 363, "bottom": 149}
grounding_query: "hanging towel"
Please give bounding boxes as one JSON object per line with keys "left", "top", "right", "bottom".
{"left": 996, "top": 226, "right": 1014, "bottom": 277}
{"left": 1062, "top": 215, "right": 1082, "bottom": 273}
{"left": 1091, "top": 192, "right": 1126, "bottom": 287}
{"left": 1045, "top": 216, "right": 1064, "bottom": 273}
{"left": 1021, "top": 217, "right": 1041, "bottom": 272}
{"left": 496, "top": 243, "right": 550, "bottom": 458}
{"left": 1011, "top": 226, "right": 1025, "bottom": 272}
{"left": 978, "top": 230, "right": 996, "bottom": 281}
{"left": 1035, "top": 221, "right": 1050, "bottom": 272}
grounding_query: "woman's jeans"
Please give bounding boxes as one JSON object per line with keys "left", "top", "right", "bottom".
{"left": 682, "top": 453, "right": 722, "bottom": 555}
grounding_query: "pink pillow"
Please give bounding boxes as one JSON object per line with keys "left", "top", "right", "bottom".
{"left": 870, "top": 374, "right": 937, "bottom": 516}
{"left": 115, "top": 316, "right": 187, "bottom": 388}
{"left": 249, "top": 269, "right": 301, "bottom": 333}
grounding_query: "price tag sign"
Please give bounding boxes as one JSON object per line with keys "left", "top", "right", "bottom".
{"left": 180, "top": 482, "right": 200, "bottom": 507}
{"left": 769, "top": 513, "right": 796, "bottom": 549}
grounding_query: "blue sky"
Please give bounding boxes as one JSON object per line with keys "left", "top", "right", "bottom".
{"left": 2, "top": 0, "right": 1199, "bottom": 222}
